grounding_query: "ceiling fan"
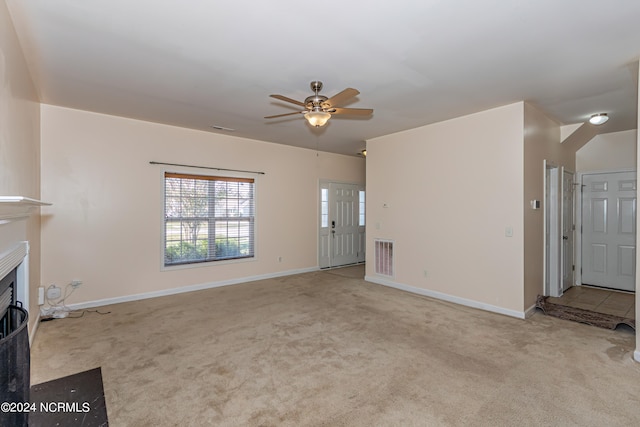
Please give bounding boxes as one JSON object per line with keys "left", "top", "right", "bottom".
{"left": 265, "top": 81, "right": 373, "bottom": 127}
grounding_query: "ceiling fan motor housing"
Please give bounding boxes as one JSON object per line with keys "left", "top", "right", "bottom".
{"left": 265, "top": 80, "right": 372, "bottom": 121}
{"left": 305, "top": 95, "right": 328, "bottom": 110}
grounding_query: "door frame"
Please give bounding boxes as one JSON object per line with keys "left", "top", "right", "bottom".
{"left": 545, "top": 163, "right": 577, "bottom": 297}
{"left": 575, "top": 168, "right": 637, "bottom": 288}
{"left": 318, "top": 180, "right": 365, "bottom": 269}
{"left": 544, "top": 161, "right": 561, "bottom": 297}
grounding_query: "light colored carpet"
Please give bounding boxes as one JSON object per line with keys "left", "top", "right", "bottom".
{"left": 31, "top": 266, "right": 640, "bottom": 426}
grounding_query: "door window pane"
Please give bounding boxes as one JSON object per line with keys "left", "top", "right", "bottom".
{"left": 359, "top": 190, "right": 365, "bottom": 226}
{"left": 321, "top": 188, "right": 329, "bottom": 228}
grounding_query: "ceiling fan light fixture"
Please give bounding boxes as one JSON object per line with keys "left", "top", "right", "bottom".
{"left": 305, "top": 110, "right": 331, "bottom": 127}
{"left": 267, "top": 81, "right": 372, "bottom": 128}
{"left": 589, "top": 113, "right": 609, "bottom": 125}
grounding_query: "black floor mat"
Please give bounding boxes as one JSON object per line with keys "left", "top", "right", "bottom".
{"left": 29, "top": 367, "right": 108, "bottom": 426}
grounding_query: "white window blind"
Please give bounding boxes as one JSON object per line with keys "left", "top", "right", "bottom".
{"left": 164, "top": 172, "right": 255, "bottom": 266}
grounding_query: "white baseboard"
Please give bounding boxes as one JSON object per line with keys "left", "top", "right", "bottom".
{"left": 365, "top": 275, "right": 527, "bottom": 319}
{"left": 634, "top": 350, "right": 640, "bottom": 363}
{"left": 524, "top": 303, "right": 538, "bottom": 319}
{"left": 65, "top": 267, "right": 319, "bottom": 312}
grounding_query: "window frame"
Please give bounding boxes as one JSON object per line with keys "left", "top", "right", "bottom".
{"left": 161, "top": 169, "right": 258, "bottom": 270}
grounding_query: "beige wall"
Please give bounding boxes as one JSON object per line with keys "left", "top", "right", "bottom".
{"left": 40, "top": 105, "right": 365, "bottom": 306}
{"left": 0, "top": 0, "right": 41, "bottom": 332}
{"left": 576, "top": 130, "right": 637, "bottom": 172}
{"left": 522, "top": 103, "right": 570, "bottom": 310}
{"left": 366, "top": 103, "right": 525, "bottom": 314}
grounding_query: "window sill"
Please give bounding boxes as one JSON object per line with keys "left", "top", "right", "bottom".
{"left": 161, "top": 256, "right": 257, "bottom": 272}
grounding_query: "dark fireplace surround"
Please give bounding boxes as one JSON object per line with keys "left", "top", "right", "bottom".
{"left": 0, "top": 266, "right": 30, "bottom": 427}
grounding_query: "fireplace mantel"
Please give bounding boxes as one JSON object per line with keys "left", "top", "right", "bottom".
{"left": 0, "top": 196, "right": 51, "bottom": 224}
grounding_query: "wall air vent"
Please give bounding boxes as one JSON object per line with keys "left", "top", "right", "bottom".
{"left": 374, "top": 239, "right": 394, "bottom": 277}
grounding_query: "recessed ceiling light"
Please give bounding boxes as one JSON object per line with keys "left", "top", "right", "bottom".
{"left": 209, "top": 125, "right": 236, "bottom": 132}
{"left": 588, "top": 113, "right": 609, "bottom": 125}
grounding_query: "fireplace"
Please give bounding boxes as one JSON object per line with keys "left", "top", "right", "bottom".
{"left": 0, "top": 197, "right": 49, "bottom": 427}
{"left": 0, "top": 244, "right": 30, "bottom": 427}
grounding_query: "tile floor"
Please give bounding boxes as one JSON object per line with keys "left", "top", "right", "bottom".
{"left": 548, "top": 286, "right": 635, "bottom": 320}
{"left": 326, "top": 263, "right": 365, "bottom": 279}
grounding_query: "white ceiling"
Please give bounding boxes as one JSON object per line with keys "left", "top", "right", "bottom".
{"left": 6, "top": 0, "right": 640, "bottom": 156}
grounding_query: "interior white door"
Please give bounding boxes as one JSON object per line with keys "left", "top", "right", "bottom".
{"left": 330, "top": 183, "right": 359, "bottom": 267}
{"left": 581, "top": 171, "right": 636, "bottom": 291}
{"left": 319, "top": 182, "right": 365, "bottom": 268}
{"left": 561, "top": 169, "right": 574, "bottom": 292}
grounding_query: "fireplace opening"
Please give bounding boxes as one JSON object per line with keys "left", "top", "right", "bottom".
{"left": 1, "top": 267, "right": 18, "bottom": 334}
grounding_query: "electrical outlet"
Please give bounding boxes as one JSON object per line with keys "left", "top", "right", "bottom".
{"left": 71, "top": 280, "right": 83, "bottom": 289}
{"left": 277, "top": 256, "right": 283, "bottom": 263}
{"left": 38, "top": 286, "right": 45, "bottom": 305}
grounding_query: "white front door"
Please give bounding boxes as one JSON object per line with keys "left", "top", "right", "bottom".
{"left": 319, "top": 182, "right": 365, "bottom": 268}
{"left": 561, "top": 169, "right": 575, "bottom": 292}
{"left": 581, "top": 171, "right": 636, "bottom": 291}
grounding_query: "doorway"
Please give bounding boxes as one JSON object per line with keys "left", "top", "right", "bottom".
{"left": 544, "top": 164, "right": 575, "bottom": 297}
{"left": 545, "top": 163, "right": 560, "bottom": 297}
{"left": 319, "top": 181, "right": 365, "bottom": 269}
{"left": 561, "top": 169, "right": 575, "bottom": 293}
{"left": 580, "top": 170, "right": 637, "bottom": 292}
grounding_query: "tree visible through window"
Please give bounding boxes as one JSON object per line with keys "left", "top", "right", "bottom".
{"left": 164, "top": 172, "right": 255, "bottom": 266}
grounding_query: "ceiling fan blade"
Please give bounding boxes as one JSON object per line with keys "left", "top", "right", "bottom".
{"left": 324, "top": 88, "right": 360, "bottom": 108}
{"left": 264, "top": 111, "right": 304, "bottom": 119}
{"left": 270, "top": 94, "right": 306, "bottom": 107}
{"left": 330, "top": 107, "right": 373, "bottom": 116}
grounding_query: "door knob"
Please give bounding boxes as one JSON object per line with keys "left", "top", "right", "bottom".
{"left": 562, "top": 236, "right": 568, "bottom": 240}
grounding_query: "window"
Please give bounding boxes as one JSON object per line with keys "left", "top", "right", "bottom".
{"left": 321, "top": 188, "right": 329, "bottom": 228}
{"left": 359, "top": 190, "right": 365, "bottom": 226}
{"left": 164, "top": 172, "right": 255, "bottom": 266}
